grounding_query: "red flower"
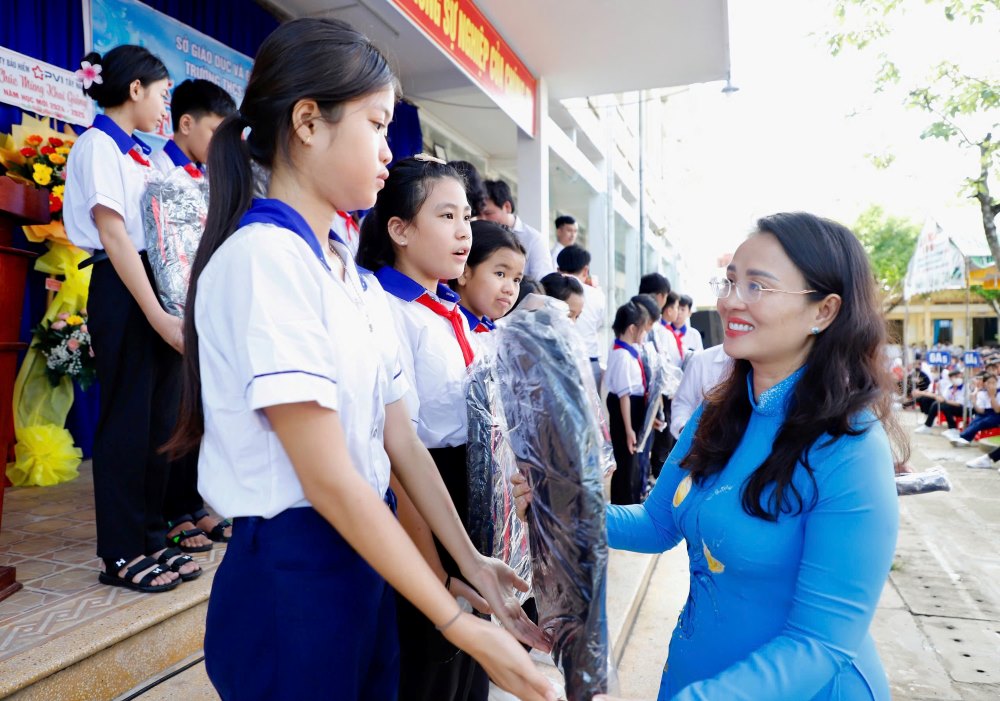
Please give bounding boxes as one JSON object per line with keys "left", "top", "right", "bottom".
{"left": 48, "top": 193, "right": 63, "bottom": 213}
{"left": 48, "top": 137, "right": 64, "bottom": 148}
{"left": 20, "top": 147, "right": 38, "bottom": 157}
{"left": 39, "top": 145, "right": 56, "bottom": 155}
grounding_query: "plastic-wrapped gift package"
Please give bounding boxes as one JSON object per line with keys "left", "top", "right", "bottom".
{"left": 466, "top": 337, "right": 533, "bottom": 601}
{"left": 142, "top": 166, "right": 209, "bottom": 317}
{"left": 895, "top": 465, "right": 952, "bottom": 496}
{"left": 495, "top": 295, "right": 611, "bottom": 701}
{"left": 637, "top": 352, "right": 683, "bottom": 453}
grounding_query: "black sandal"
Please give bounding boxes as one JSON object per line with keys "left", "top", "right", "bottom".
{"left": 157, "top": 548, "right": 202, "bottom": 581}
{"left": 99, "top": 556, "right": 179, "bottom": 593}
{"left": 192, "top": 508, "right": 232, "bottom": 543}
{"left": 166, "top": 515, "right": 214, "bottom": 553}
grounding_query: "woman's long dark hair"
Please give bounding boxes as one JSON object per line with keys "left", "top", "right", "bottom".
{"left": 683, "top": 212, "right": 908, "bottom": 521}
{"left": 356, "top": 157, "right": 464, "bottom": 271}
{"left": 165, "top": 18, "right": 398, "bottom": 458}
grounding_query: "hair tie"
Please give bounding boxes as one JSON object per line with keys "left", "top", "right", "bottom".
{"left": 76, "top": 60, "right": 103, "bottom": 90}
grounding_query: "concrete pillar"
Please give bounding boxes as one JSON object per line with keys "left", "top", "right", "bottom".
{"left": 516, "top": 77, "right": 550, "bottom": 238}
{"left": 625, "top": 226, "right": 640, "bottom": 297}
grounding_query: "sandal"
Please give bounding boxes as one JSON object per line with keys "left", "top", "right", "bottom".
{"left": 99, "top": 556, "right": 179, "bottom": 593}
{"left": 166, "top": 515, "right": 214, "bottom": 553}
{"left": 157, "top": 547, "right": 202, "bottom": 581}
{"left": 192, "top": 508, "right": 232, "bottom": 543}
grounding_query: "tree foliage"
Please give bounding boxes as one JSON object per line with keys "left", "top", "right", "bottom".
{"left": 828, "top": 0, "right": 1000, "bottom": 266}
{"left": 853, "top": 204, "right": 920, "bottom": 295}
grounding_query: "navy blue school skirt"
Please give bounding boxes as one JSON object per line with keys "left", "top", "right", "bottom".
{"left": 205, "top": 501, "right": 399, "bottom": 700}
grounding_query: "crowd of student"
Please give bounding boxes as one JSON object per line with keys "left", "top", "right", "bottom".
{"left": 906, "top": 350, "right": 1000, "bottom": 470}
{"left": 60, "top": 16, "right": 903, "bottom": 701}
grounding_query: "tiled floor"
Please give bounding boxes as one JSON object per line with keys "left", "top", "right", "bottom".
{"left": 0, "top": 462, "right": 223, "bottom": 662}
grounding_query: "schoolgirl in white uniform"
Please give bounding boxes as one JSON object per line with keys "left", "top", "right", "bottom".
{"left": 163, "top": 20, "right": 553, "bottom": 701}
{"left": 605, "top": 300, "right": 652, "bottom": 505}
{"left": 63, "top": 45, "right": 199, "bottom": 592}
{"left": 358, "top": 156, "right": 547, "bottom": 701}
{"left": 452, "top": 219, "right": 526, "bottom": 332}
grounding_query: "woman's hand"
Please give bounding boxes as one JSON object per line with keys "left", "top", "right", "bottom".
{"left": 444, "top": 614, "right": 556, "bottom": 701}
{"left": 449, "top": 577, "right": 491, "bottom": 615}
{"left": 512, "top": 472, "right": 532, "bottom": 522}
{"left": 626, "top": 427, "right": 637, "bottom": 454}
{"left": 153, "top": 312, "right": 184, "bottom": 353}
{"left": 464, "top": 554, "right": 552, "bottom": 652}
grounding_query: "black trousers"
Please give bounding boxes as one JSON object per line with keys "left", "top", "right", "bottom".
{"left": 88, "top": 255, "right": 179, "bottom": 559}
{"left": 396, "top": 445, "right": 488, "bottom": 701}
{"left": 608, "top": 394, "right": 646, "bottom": 505}
{"left": 163, "top": 448, "right": 203, "bottom": 523}
{"left": 651, "top": 396, "right": 675, "bottom": 478}
{"left": 923, "top": 401, "right": 962, "bottom": 428}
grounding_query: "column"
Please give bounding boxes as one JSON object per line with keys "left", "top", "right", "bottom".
{"left": 516, "top": 77, "right": 550, "bottom": 238}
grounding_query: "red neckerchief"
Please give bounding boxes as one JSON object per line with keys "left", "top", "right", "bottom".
{"left": 337, "top": 211, "right": 359, "bottom": 244}
{"left": 663, "top": 319, "right": 684, "bottom": 360}
{"left": 614, "top": 339, "right": 647, "bottom": 395}
{"left": 127, "top": 149, "right": 151, "bottom": 167}
{"left": 415, "top": 294, "right": 475, "bottom": 367}
{"left": 182, "top": 162, "right": 203, "bottom": 179}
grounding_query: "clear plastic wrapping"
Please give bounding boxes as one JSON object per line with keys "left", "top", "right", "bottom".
{"left": 494, "top": 296, "right": 610, "bottom": 701}
{"left": 895, "top": 465, "right": 952, "bottom": 496}
{"left": 467, "top": 337, "right": 532, "bottom": 601}
{"left": 142, "top": 166, "right": 209, "bottom": 317}
{"left": 637, "top": 349, "right": 684, "bottom": 453}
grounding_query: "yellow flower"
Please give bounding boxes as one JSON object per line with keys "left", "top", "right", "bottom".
{"left": 673, "top": 475, "right": 692, "bottom": 507}
{"left": 48, "top": 153, "right": 66, "bottom": 165}
{"left": 52, "top": 185, "right": 65, "bottom": 198}
{"left": 55, "top": 147, "right": 71, "bottom": 155}
{"left": 66, "top": 315, "right": 84, "bottom": 325}
{"left": 32, "top": 163, "right": 52, "bottom": 186}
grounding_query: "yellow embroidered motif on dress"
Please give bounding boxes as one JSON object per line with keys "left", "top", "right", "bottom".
{"left": 673, "top": 474, "right": 692, "bottom": 507}
{"left": 702, "top": 541, "right": 725, "bottom": 573}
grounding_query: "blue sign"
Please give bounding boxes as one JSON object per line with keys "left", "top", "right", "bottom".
{"left": 88, "top": 0, "right": 252, "bottom": 144}
{"left": 964, "top": 351, "right": 983, "bottom": 368}
{"left": 927, "top": 350, "right": 951, "bottom": 366}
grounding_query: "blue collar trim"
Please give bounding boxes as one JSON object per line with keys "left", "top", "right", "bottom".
{"left": 748, "top": 366, "right": 806, "bottom": 417}
{"left": 375, "top": 266, "right": 460, "bottom": 304}
{"left": 613, "top": 339, "right": 639, "bottom": 359}
{"left": 670, "top": 322, "right": 687, "bottom": 335}
{"left": 91, "top": 113, "right": 152, "bottom": 156}
{"left": 459, "top": 305, "right": 495, "bottom": 332}
{"left": 163, "top": 139, "right": 197, "bottom": 169}
{"left": 238, "top": 199, "right": 330, "bottom": 272}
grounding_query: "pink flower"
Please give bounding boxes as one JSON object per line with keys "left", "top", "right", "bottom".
{"left": 67, "top": 339, "right": 80, "bottom": 351}
{"left": 50, "top": 320, "right": 67, "bottom": 330}
{"left": 76, "top": 61, "right": 103, "bottom": 90}
{"left": 80, "top": 324, "right": 88, "bottom": 333}
{"left": 89, "top": 348, "right": 96, "bottom": 358}
{"left": 57, "top": 312, "right": 69, "bottom": 320}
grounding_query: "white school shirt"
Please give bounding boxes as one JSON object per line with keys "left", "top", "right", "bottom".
{"left": 376, "top": 267, "right": 476, "bottom": 450}
{"left": 658, "top": 320, "right": 684, "bottom": 368}
{"left": 576, "top": 279, "right": 608, "bottom": 368}
{"left": 64, "top": 113, "right": 156, "bottom": 253}
{"left": 551, "top": 242, "right": 565, "bottom": 270}
{"left": 605, "top": 341, "right": 646, "bottom": 398}
{"left": 512, "top": 216, "right": 555, "bottom": 280}
{"left": 195, "top": 199, "right": 407, "bottom": 518}
{"left": 973, "top": 389, "right": 993, "bottom": 413}
{"left": 670, "top": 344, "right": 733, "bottom": 438}
{"left": 678, "top": 323, "right": 704, "bottom": 354}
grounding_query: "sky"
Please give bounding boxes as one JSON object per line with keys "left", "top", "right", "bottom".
{"left": 661, "top": 0, "right": 999, "bottom": 305}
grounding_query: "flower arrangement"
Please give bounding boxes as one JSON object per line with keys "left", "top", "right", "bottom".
{"left": 31, "top": 311, "right": 96, "bottom": 390}
{"left": 2, "top": 133, "right": 74, "bottom": 220}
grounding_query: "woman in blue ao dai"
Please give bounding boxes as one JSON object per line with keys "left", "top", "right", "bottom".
{"left": 600, "top": 212, "right": 903, "bottom": 700}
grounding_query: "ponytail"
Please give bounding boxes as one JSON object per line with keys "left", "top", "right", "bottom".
{"left": 165, "top": 17, "right": 397, "bottom": 458}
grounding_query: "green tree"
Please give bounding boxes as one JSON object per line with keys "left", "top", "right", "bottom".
{"left": 828, "top": 1, "right": 1000, "bottom": 265}
{"left": 852, "top": 205, "right": 919, "bottom": 305}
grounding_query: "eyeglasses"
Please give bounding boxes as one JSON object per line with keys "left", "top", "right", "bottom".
{"left": 709, "top": 277, "right": 817, "bottom": 304}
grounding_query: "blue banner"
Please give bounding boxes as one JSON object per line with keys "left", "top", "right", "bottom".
{"left": 87, "top": 0, "right": 251, "bottom": 143}
{"left": 927, "top": 350, "right": 951, "bottom": 367}
{"left": 964, "top": 351, "right": 983, "bottom": 368}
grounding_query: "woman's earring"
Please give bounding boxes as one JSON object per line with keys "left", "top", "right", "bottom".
{"left": 810, "top": 326, "right": 821, "bottom": 335}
